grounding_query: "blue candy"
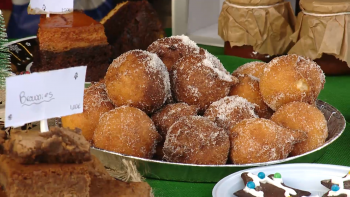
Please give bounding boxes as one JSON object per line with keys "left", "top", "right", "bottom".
{"left": 258, "top": 172, "right": 265, "bottom": 179}
{"left": 247, "top": 181, "right": 256, "bottom": 189}
{"left": 331, "top": 185, "right": 340, "bottom": 192}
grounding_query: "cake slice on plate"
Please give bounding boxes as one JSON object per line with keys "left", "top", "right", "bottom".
{"left": 32, "top": 11, "right": 111, "bottom": 82}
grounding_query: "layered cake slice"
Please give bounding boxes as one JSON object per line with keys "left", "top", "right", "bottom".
{"left": 32, "top": 11, "right": 111, "bottom": 82}
{"left": 101, "top": 0, "right": 164, "bottom": 58}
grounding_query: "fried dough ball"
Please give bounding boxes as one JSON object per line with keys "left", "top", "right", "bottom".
{"left": 62, "top": 82, "right": 114, "bottom": 142}
{"left": 147, "top": 35, "right": 202, "bottom": 71}
{"left": 229, "top": 75, "right": 273, "bottom": 119}
{"left": 93, "top": 106, "right": 161, "bottom": 159}
{"left": 152, "top": 103, "right": 199, "bottom": 138}
{"left": 104, "top": 50, "right": 171, "bottom": 114}
{"left": 229, "top": 118, "right": 307, "bottom": 164}
{"left": 204, "top": 96, "right": 258, "bottom": 130}
{"left": 232, "top": 61, "right": 267, "bottom": 78}
{"left": 151, "top": 103, "right": 199, "bottom": 159}
{"left": 260, "top": 55, "right": 325, "bottom": 111}
{"left": 171, "top": 51, "right": 239, "bottom": 112}
{"left": 271, "top": 102, "right": 328, "bottom": 156}
{"left": 163, "top": 116, "right": 230, "bottom": 165}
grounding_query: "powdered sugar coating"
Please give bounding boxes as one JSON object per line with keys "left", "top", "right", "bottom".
{"left": 163, "top": 116, "right": 230, "bottom": 165}
{"left": 271, "top": 101, "right": 328, "bottom": 156}
{"left": 151, "top": 103, "right": 199, "bottom": 138}
{"left": 260, "top": 54, "right": 325, "bottom": 111}
{"left": 229, "top": 118, "right": 306, "bottom": 164}
{"left": 147, "top": 35, "right": 201, "bottom": 71}
{"left": 229, "top": 74, "right": 273, "bottom": 119}
{"left": 203, "top": 50, "right": 234, "bottom": 82}
{"left": 93, "top": 106, "right": 161, "bottom": 159}
{"left": 204, "top": 96, "right": 258, "bottom": 130}
{"left": 170, "top": 51, "right": 238, "bottom": 111}
{"left": 233, "top": 61, "right": 267, "bottom": 79}
{"left": 105, "top": 50, "right": 171, "bottom": 114}
{"left": 61, "top": 82, "right": 114, "bottom": 142}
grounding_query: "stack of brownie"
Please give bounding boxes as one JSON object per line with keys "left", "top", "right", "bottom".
{"left": 0, "top": 127, "right": 152, "bottom": 197}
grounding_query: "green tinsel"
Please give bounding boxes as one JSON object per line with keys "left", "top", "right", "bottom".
{"left": 0, "top": 10, "right": 11, "bottom": 89}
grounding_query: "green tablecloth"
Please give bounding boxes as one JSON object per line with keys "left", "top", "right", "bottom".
{"left": 146, "top": 54, "right": 350, "bottom": 197}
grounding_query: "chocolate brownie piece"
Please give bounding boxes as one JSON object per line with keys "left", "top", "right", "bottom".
{"left": 90, "top": 178, "right": 152, "bottom": 197}
{"left": 4, "top": 126, "right": 91, "bottom": 164}
{"left": 234, "top": 172, "right": 311, "bottom": 197}
{"left": 0, "top": 155, "right": 91, "bottom": 197}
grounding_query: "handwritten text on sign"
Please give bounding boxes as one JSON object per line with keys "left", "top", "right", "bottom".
{"left": 28, "top": 0, "right": 74, "bottom": 14}
{"left": 5, "top": 66, "right": 87, "bottom": 127}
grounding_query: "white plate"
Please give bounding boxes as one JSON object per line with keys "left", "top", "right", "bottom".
{"left": 212, "top": 163, "right": 350, "bottom": 197}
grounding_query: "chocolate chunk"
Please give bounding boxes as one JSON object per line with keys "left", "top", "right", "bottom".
{"left": 4, "top": 126, "right": 91, "bottom": 164}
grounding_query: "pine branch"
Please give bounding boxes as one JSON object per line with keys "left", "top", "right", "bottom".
{"left": 0, "top": 10, "right": 11, "bottom": 89}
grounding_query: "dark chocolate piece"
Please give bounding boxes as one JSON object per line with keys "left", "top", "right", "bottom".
{"left": 31, "top": 44, "right": 111, "bottom": 82}
{"left": 103, "top": 0, "right": 164, "bottom": 58}
{"left": 321, "top": 172, "right": 350, "bottom": 197}
{"left": 4, "top": 126, "right": 91, "bottom": 164}
{"left": 322, "top": 191, "right": 347, "bottom": 197}
{"left": 234, "top": 172, "right": 311, "bottom": 197}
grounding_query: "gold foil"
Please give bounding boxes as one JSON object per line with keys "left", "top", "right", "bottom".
{"left": 218, "top": 1, "right": 296, "bottom": 56}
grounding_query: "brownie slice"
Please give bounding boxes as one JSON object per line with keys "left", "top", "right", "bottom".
{"left": 4, "top": 127, "right": 91, "bottom": 164}
{"left": 0, "top": 155, "right": 91, "bottom": 197}
{"left": 90, "top": 178, "right": 152, "bottom": 197}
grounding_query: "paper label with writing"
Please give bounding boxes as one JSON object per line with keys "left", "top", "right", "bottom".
{"left": 28, "top": 0, "right": 74, "bottom": 14}
{"left": 5, "top": 66, "right": 86, "bottom": 127}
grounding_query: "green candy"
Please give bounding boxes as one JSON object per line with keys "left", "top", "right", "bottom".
{"left": 274, "top": 173, "right": 282, "bottom": 178}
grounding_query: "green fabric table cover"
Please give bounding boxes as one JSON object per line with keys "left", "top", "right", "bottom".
{"left": 146, "top": 55, "right": 350, "bottom": 197}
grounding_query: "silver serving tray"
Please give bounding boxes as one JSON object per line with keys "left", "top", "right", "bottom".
{"left": 91, "top": 100, "right": 346, "bottom": 182}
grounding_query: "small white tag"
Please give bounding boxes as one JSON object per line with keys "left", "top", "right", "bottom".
{"left": 28, "top": 0, "right": 74, "bottom": 14}
{"left": 5, "top": 66, "right": 87, "bottom": 127}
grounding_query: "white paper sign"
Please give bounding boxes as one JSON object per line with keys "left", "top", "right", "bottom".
{"left": 28, "top": 0, "right": 74, "bottom": 14}
{"left": 5, "top": 66, "right": 87, "bottom": 127}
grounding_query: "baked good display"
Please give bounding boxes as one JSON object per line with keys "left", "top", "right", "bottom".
{"left": 104, "top": 50, "right": 171, "bottom": 114}
{"left": 61, "top": 82, "right": 114, "bottom": 143}
{"left": 232, "top": 61, "right": 267, "bottom": 79}
{"left": 170, "top": 50, "right": 238, "bottom": 112}
{"left": 234, "top": 172, "right": 312, "bottom": 197}
{"left": 229, "top": 74, "right": 273, "bottom": 119}
{"left": 163, "top": 116, "right": 230, "bottom": 165}
{"left": 228, "top": 118, "right": 307, "bottom": 164}
{"left": 203, "top": 96, "right": 258, "bottom": 130}
{"left": 271, "top": 102, "right": 328, "bottom": 156}
{"left": 0, "top": 125, "right": 153, "bottom": 197}
{"left": 260, "top": 54, "right": 325, "bottom": 111}
{"left": 147, "top": 35, "right": 202, "bottom": 71}
{"left": 3, "top": 127, "right": 91, "bottom": 164}
{"left": 151, "top": 102, "right": 199, "bottom": 159}
{"left": 93, "top": 106, "right": 161, "bottom": 159}
{"left": 31, "top": 11, "right": 111, "bottom": 82}
{"left": 101, "top": 0, "right": 165, "bottom": 58}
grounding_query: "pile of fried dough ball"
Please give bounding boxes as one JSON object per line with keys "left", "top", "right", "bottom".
{"left": 62, "top": 35, "right": 328, "bottom": 165}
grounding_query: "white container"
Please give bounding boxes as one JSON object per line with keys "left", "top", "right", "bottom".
{"left": 172, "top": 0, "right": 297, "bottom": 47}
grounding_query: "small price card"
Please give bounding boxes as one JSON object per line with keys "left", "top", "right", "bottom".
{"left": 28, "top": 0, "right": 74, "bottom": 14}
{"left": 5, "top": 66, "right": 86, "bottom": 127}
